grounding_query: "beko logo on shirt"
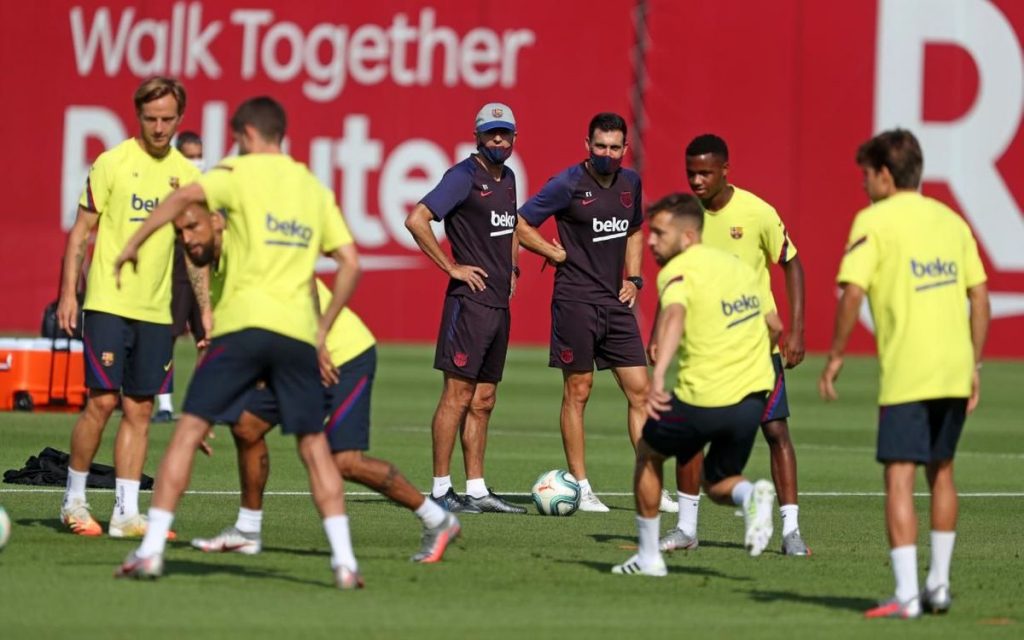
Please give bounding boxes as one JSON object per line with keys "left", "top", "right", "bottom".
{"left": 265, "top": 212, "right": 313, "bottom": 245}
{"left": 489, "top": 210, "right": 515, "bottom": 237}
{"left": 721, "top": 294, "right": 760, "bottom": 316}
{"left": 131, "top": 193, "right": 159, "bottom": 211}
{"left": 592, "top": 217, "right": 629, "bottom": 243}
{"left": 910, "top": 258, "right": 958, "bottom": 291}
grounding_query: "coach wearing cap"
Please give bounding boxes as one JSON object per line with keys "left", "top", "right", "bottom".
{"left": 405, "top": 102, "right": 526, "bottom": 514}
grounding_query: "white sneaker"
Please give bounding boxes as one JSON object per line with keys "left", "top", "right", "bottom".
{"left": 334, "top": 564, "right": 365, "bottom": 590}
{"left": 577, "top": 488, "right": 610, "bottom": 513}
{"left": 658, "top": 489, "right": 679, "bottom": 513}
{"left": 611, "top": 553, "right": 668, "bottom": 576}
{"left": 743, "top": 479, "right": 775, "bottom": 557}
{"left": 191, "top": 526, "right": 262, "bottom": 555}
{"left": 109, "top": 513, "right": 178, "bottom": 540}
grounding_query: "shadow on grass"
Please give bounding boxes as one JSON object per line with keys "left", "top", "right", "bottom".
{"left": 75, "top": 556, "right": 333, "bottom": 589}
{"left": 569, "top": 559, "right": 752, "bottom": 581}
{"left": 744, "top": 589, "right": 876, "bottom": 612}
{"left": 587, "top": 532, "right": 746, "bottom": 552}
{"left": 16, "top": 516, "right": 67, "bottom": 534}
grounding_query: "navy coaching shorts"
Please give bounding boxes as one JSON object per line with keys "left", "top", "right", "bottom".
{"left": 82, "top": 310, "right": 173, "bottom": 397}
{"left": 549, "top": 300, "right": 648, "bottom": 371}
{"left": 643, "top": 392, "right": 767, "bottom": 484}
{"left": 434, "top": 295, "right": 510, "bottom": 383}
{"left": 183, "top": 329, "right": 323, "bottom": 436}
{"left": 876, "top": 398, "right": 967, "bottom": 464}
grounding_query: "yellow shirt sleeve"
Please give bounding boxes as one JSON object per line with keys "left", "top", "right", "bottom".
{"left": 78, "top": 153, "right": 112, "bottom": 213}
{"left": 961, "top": 223, "right": 987, "bottom": 289}
{"left": 198, "top": 164, "right": 239, "bottom": 215}
{"left": 658, "top": 272, "right": 688, "bottom": 309}
{"left": 760, "top": 205, "right": 798, "bottom": 265}
{"left": 320, "top": 187, "right": 349, "bottom": 253}
{"left": 836, "top": 213, "right": 877, "bottom": 290}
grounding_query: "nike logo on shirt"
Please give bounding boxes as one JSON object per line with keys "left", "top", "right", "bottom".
{"left": 582, "top": 198, "right": 597, "bottom": 206}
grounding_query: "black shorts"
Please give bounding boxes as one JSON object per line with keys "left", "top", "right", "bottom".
{"left": 761, "top": 353, "right": 790, "bottom": 424}
{"left": 183, "top": 329, "right": 323, "bottom": 436}
{"left": 434, "top": 295, "right": 510, "bottom": 383}
{"left": 643, "top": 393, "right": 766, "bottom": 484}
{"left": 876, "top": 398, "right": 967, "bottom": 464}
{"left": 82, "top": 310, "right": 173, "bottom": 396}
{"left": 549, "top": 300, "right": 647, "bottom": 371}
{"left": 225, "top": 347, "right": 377, "bottom": 453}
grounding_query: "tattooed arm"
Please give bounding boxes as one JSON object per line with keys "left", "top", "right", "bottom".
{"left": 57, "top": 206, "right": 99, "bottom": 336}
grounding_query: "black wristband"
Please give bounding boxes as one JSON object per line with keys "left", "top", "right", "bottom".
{"left": 626, "top": 276, "right": 643, "bottom": 290}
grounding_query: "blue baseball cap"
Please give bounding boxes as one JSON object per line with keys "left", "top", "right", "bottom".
{"left": 475, "top": 102, "right": 516, "bottom": 133}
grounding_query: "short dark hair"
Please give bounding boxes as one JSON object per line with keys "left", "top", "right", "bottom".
{"left": 588, "top": 112, "right": 628, "bottom": 140}
{"left": 231, "top": 96, "right": 287, "bottom": 143}
{"left": 176, "top": 131, "right": 201, "bottom": 151}
{"left": 685, "top": 134, "right": 728, "bottom": 161}
{"left": 134, "top": 77, "right": 186, "bottom": 115}
{"left": 855, "top": 128, "right": 923, "bottom": 189}
{"left": 647, "top": 193, "right": 704, "bottom": 230}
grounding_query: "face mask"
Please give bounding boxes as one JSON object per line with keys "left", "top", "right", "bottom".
{"left": 189, "top": 158, "right": 205, "bottom": 171}
{"left": 589, "top": 153, "right": 621, "bottom": 176}
{"left": 477, "top": 144, "right": 512, "bottom": 165}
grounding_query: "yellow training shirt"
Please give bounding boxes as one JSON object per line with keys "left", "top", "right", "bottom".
{"left": 79, "top": 139, "right": 200, "bottom": 323}
{"left": 657, "top": 244, "right": 775, "bottom": 407}
{"left": 197, "top": 154, "right": 347, "bottom": 345}
{"left": 316, "top": 280, "right": 376, "bottom": 367}
{"left": 703, "top": 186, "right": 797, "bottom": 315}
{"left": 836, "top": 191, "right": 986, "bottom": 405}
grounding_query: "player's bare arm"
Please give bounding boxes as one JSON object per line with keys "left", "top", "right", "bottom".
{"left": 514, "top": 217, "right": 566, "bottom": 266}
{"left": 405, "top": 203, "right": 487, "bottom": 291}
{"left": 647, "top": 302, "right": 685, "bottom": 419}
{"left": 780, "top": 254, "right": 806, "bottom": 368}
{"left": 618, "top": 227, "right": 643, "bottom": 308}
{"left": 765, "top": 310, "right": 784, "bottom": 347}
{"left": 114, "top": 183, "right": 206, "bottom": 285}
{"left": 57, "top": 206, "right": 98, "bottom": 335}
{"left": 819, "top": 282, "right": 864, "bottom": 401}
{"left": 510, "top": 228, "right": 520, "bottom": 298}
{"left": 967, "top": 282, "right": 991, "bottom": 413}
{"left": 318, "top": 243, "right": 361, "bottom": 347}
{"left": 185, "top": 257, "right": 212, "bottom": 348}
{"left": 647, "top": 301, "right": 661, "bottom": 364}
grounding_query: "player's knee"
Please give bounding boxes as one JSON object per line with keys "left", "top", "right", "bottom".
{"left": 88, "top": 391, "right": 120, "bottom": 418}
{"left": 471, "top": 390, "right": 497, "bottom": 414}
{"left": 334, "top": 450, "right": 362, "bottom": 478}
{"left": 564, "top": 377, "right": 593, "bottom": 404}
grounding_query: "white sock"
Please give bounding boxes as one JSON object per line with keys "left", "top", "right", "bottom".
{"left": 780, "top": 504, "right": 800, "bottom": 536}
{"left": 891, "top": 545, "right": 920, "bottom": 605}
{"left": 415, "top": 498, "right": 447, "bottom": 529}
{"left": 636, "top": 515, "right": 662, "bottom": 565}
{"left": 676, "top": 492, "right": 700, "bottom": 536}
{"left": 324, "top": 515, "right": 358, "bottom": 571}
{"left": 731, "top": 480, "right": 754, "bottom": 506}
{"left": 137, "top": 508, "right": 174, "bottom": 558}
{"left": 578, "top": 478, "right": 592, "bottom": 494}
{"left": 235, "top": 508, "right": 263, "bottom": 534}
{"left": 114, "top": 478, "right": 141, "bottom": 518}
{"left": 157, "top": 393, "right": 173, "bottom": 412}
{"left": 64, "top": 467, "right": 89, "bottom": 505}
{"left": 926, "top": 531, "right": 956, "bottom": 590}
{"left": 431, "top": 476, "right": 452, "bottom": 498}
{"left": 465, "top": 477, "right": 488, "bottom": 499}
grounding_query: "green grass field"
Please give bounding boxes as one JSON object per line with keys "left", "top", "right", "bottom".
{"left": 1, "top": 345, "right": 1021, "bottom": 639}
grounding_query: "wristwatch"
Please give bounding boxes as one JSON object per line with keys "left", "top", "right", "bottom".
{"left": 626, "top": 276, "right": 643, "bottom": 290}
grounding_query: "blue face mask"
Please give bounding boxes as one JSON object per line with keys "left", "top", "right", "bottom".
{"left": 589, "top": 153, "right": 622, "bottom": 176}
{"left": 477, "top": 144, "right": 513, "bottom": 165}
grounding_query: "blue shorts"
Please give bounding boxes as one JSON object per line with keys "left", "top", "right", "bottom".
{"left": 642, "top": 392, "right": 767, "bottom": 484}
{"left": 217, "top": 347, "right": 376, "bottom": 452}
{"left": 82, "top": 311, "right": 173, "bottom": 396}
{"left": 876, "top": 398, "right": 967, "bottom": 464}
{"left": 761, "top": 353, "right": 790, "bottom": 424}
{"left": 434, "top": 296, "right": 510, "bottom": 383}
{"left": 183, "top": 329, "right": 323, "bottom": 436}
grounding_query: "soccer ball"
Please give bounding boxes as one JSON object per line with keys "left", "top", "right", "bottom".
{"left": 0, "top": 506, "right": 10, "bottom": 550}
{"left": 531, "top": 470, "right": 581, "bottom": 516}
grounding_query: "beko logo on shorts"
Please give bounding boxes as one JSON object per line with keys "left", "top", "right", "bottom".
{"left": 489, "top": 210, "right": 515, "bottom": 237}
{"left": 265, "top": 212, "right": 313, "bottom": 246}
{"left": 911, "top": 258, "right": 958, "bottom": 291}
{"left": 592, "top": 217, "right": 629, "bottom": 243}
{"left": 131, "top": 193, "right": 159, "bottom": 211}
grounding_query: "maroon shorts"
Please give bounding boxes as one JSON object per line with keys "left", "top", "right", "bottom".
{"left": 549, "top": 300, "right": 647, "bottom": 371}
{"left": 433, "top": 295, "right": 510, "bottom": 383}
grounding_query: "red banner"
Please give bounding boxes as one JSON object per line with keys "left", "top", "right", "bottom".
{"left": 1, "top": 1, "right": 1022, "bottom": 357}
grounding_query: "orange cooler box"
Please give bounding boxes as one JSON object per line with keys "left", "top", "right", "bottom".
{"left": 0, "top": 337, "right": 86, "bottom": 411}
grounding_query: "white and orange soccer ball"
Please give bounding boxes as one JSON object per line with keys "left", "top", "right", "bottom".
{"left": 531, "top": 470, "right": 581, "bottom": 516}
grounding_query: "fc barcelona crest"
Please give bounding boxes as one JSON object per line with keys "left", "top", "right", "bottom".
{"left": 620, "top": 191, "right": 633, "bottom": 208}
{"left": 559, "top": 348, "right": 574, "bottom": 365}
{"left": 730, "top": 226, "right": 744, "bottom": 239}
{"left": 453, "top": 352, "right": 469, "bottom": 367}
{"left": 101, "top": 352, "right": 115, "bottom": 367}
{"left": 169, "top": 176, "right": 180, "bottom": 189}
